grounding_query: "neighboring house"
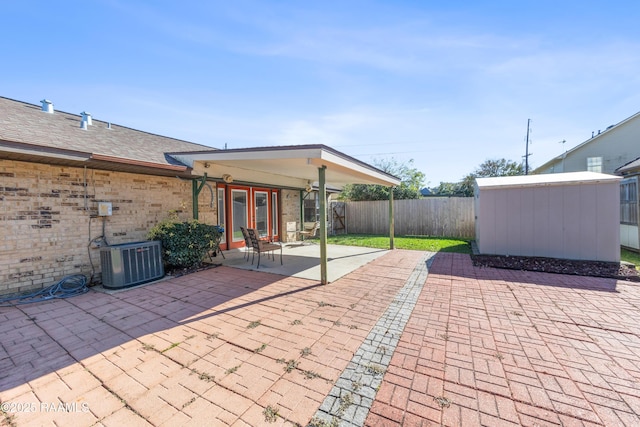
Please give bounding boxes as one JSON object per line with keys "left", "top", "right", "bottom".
{"left": 0, "top": 96, "right": 399, "bottom": 294}
{"left": 535, "top": 110, "right": 640, "bottom": 175}
{"left": 419, "top": 187, "right": 432, "bottom": 197}
{"left": 534, "top": 110, "right": 640, "bottom": 255}
{"left": 617, "top": 157, "right": 640, "bottom": 251}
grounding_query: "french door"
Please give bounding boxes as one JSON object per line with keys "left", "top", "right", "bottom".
{"left": 223, "top": 184, "right": 279, "bottom": 249}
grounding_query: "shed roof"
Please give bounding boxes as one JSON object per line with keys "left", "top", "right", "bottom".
{"left": 476, "top": 172, "right": 620, "bottom": 189}
{"left": 616, "top": 156, "right": 640, "bottom": 175}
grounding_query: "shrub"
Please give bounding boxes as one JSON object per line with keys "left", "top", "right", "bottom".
{"left": 148, "top": 214, "right": 224, "bottom": 269}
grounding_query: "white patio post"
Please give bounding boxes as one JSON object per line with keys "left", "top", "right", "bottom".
{"left": 319, "top": 166, "right": 328, "bottom": 285}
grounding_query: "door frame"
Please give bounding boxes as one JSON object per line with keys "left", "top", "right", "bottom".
{"left": 221, "top": 184, "right": 280, "bottom": 249}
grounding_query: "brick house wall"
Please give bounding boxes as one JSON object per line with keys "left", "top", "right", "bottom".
{"left": 0, "top": 159, "right": 206, "bottom": 295}
{"left": 280, "top": 189, "right": 300, "bottom": 242}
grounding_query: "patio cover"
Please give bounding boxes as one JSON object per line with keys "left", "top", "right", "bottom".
{"left": 171, "top": 144, "right": 401, "bottom": 285}
{"left": 169, "top": 144, "right": 400, "bottom": 189}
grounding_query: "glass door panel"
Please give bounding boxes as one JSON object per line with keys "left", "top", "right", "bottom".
{"left": 254, "top": 191, "right": 269, "bottom": 238}
{"left": 231, "top": 189, "right": 248, "bottom": 243}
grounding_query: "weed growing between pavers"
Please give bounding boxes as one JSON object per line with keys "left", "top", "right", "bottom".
{"left": 1, "top": 403, "right": 17, "bottom": 427}
{"left": 225, "top": 365, "right": 240, "bottom": 375}
{"left": 308, "top": 416, "right": 339, "bottom": 427}
{"left": 365, "top": 363, "right": 386, "bottom": 377}
{"left": 254, "top": 343, "right": 267, "bottom": 353}
{"left": 192, "top": 369, "right": 215, "bottom": 382}
{"left": 317, "top": 301, "right": 336, "bottom": 307}
{"left": 284, "top": 359, "right": 298, "bottom": 373}
{"left": 206, "top": 333, "right": 219, "bottom": 340}
{"left": 302, "top": 370, "right": 320, "bottom": 380}
{"left": 161, "top": 342, "right": 181, "bottom": 352}
{"left": 247, "top": 320, "right": 261, "bottom": 329}
{"left": 351, "top": 381, "right": 362, "bottom": 392}
{"left": 291, "top": 319, "right": 303, "bottom": 325}
{"left": 263, "top": 405, "right": 279, "bottom": 423}
{"left": 434, "top": 396, "right": 452, "bottom": 408}
{"left": 182, "top": 397, "right": 196, "bottom": 408}
{"left": 300, "top": 347, "right": 312, "bottom": 357}
{"left": 141, "top": 343, "right": 156, "bottom": 351}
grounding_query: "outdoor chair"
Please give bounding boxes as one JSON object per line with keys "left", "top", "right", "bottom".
{"left": 299, "top": 221, "right": 319, "bottom": 242}
{"left": 239, "top": 226, "right": 252, "bottom": 261}
{"left": 246, "top": 228, "right": 283, "bottom": 268}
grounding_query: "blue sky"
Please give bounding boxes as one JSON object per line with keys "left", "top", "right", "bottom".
{"left": 2, "top": 1, "right": 639, "bottom": 185}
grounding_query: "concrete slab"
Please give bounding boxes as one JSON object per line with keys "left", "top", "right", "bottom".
{"left": 215, "top": 243, "right": 389, "bottom": 283}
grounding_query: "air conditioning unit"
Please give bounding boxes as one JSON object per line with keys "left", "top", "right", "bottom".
{"left": 100, "top": 241, "right": 164, "bottom": 289}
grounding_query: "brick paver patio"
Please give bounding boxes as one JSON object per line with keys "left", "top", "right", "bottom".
{"left": 1, "top": 251, "right": 640, "bottom": 426}
{"left": 367, "top": 253, "right": 640, "bottom": 426}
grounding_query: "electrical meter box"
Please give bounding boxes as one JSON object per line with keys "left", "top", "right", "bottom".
{"left": 98, "top": 202, "right": 112, "bottom": 216}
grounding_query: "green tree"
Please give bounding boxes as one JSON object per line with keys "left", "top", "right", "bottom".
{"left": 432, "top": 158, "right": 524, "bottom": 197}
{"left": 339, "top": 158, "right": 425, "bottom": 201}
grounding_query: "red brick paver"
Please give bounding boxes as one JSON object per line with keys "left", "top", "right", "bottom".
{"left": 367, "top": 253, "right": 640, "bottom": 426}
{"left": 3, "top": 251, "right": 640, "bottom": 426}
{"left": 0, "top": 250, "right": 424, "bottom": 426}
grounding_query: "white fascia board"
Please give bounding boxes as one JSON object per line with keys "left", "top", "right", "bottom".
{"left": 309, "top": 150, "right": 400, "bottom": 186}
{"left": 477, "top": 172, "right": 621, "bottom": 189}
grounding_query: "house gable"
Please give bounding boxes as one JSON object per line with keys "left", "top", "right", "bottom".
{"left": 535, "top": 110, "right": 640, "bottom": 175}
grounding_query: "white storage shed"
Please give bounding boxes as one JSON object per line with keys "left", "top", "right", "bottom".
{"left": 475, "top": 172, "right": 621, "bottom": 263}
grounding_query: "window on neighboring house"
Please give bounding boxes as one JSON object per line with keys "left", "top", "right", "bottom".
{"left": 621, "top": 178, "right": 638, "bottom": 225}
{"left": 587, "top": 156, "right": 603, "bottom": 173}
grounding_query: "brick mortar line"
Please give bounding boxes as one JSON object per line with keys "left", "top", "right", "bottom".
{"left": 309, "top": 252, "right": 435, "bottom": 427}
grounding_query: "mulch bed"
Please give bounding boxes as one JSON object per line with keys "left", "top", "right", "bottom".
{"left": 471, "top": 254, "right": 640, "bottom": 282}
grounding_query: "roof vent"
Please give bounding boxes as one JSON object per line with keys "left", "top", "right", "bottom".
{"left": 41, "top": 99, "right": 54, "bottom": 113}
{"left": 80, "top": 119, "right": 88, "bottom": 130}
{"left": 107, "top": 122, "right": 111, "bottom": 130}
{"left": 80, "top": 111, "right": 92, "bottom": 126}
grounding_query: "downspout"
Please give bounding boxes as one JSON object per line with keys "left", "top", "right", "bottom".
{"left": 191, "top": 173, "right": 208, "bottom": 220}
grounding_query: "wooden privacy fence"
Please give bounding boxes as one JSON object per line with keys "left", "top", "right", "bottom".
{"left": 339, "top": 197, "right": 475, "bottom": 239}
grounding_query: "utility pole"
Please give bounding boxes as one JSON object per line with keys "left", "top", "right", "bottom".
{"left": 524, "top": 119, "right": 532, "bottom": 175}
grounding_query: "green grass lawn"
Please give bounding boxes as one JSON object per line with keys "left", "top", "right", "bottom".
{"left": 318, "top": 234, "right": 640, "bottom": 266}
{"left": 621, "top": 248, "right": 640, "bottom": 269}
{"left": 320, "top": 234, "right": 472, "bottom": 254}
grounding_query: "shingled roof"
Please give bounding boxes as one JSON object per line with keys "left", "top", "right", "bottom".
{"left": 0, "top": 96, "right": 217, "bottom": 176}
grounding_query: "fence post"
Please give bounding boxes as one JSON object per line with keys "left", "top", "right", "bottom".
{"left": 389, "top": 188, "right": 395, "bottom": 249}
